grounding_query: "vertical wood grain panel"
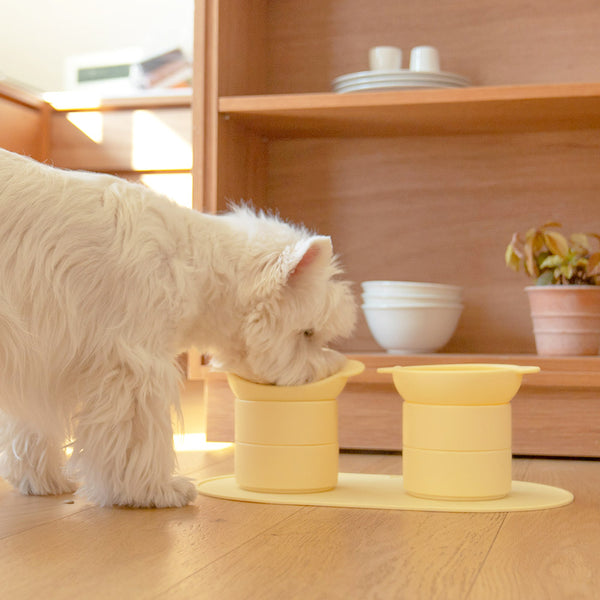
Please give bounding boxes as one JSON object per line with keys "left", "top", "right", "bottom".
{"left": 0, "top": 97, "right": 45, "bottom": 159}
{"left": 264, "top": 129, "right": 600, "bottom": 354}
{"left": 266, "top": 0, "right": 600, "bottom": 94}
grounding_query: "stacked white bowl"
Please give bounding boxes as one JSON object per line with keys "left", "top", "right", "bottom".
{"left": 361, "top": 281, "right": 464, "bottom": 354}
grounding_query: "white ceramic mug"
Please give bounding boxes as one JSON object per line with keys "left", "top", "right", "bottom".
{"left": 369, "top": 46, "right": 402, "bottom": 71}
{"left": 409, "top": 45, "right": 440, "bottom": 72}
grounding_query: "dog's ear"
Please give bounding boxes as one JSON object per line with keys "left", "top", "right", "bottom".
{"left": 249, "top": 236, "right": 333, "bottom": 300}
{"left": 287, "top": 236, "right": 333, "bottom": 285}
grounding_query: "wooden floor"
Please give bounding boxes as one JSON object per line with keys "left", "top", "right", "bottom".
{"left": 1, "top": 448, "right": 598, "bottom": 600}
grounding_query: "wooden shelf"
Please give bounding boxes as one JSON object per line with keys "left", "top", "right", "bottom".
{"left": 202, "top": 352, "right": 600, "bottom": 456}
{"left": 198, "top": 1, "right": 600, "bottom": 456}
{"left": 191, "top": 351, "right": 600, "bottom": 389}
{"left": 219, "top": 82, "right": 600, "bottom": 137}
{"left": 0, "top": 80, "right": 192, "bottom": 112}
{"left": 0, "top": 80, "right": 46, "bottom": 109}
{"left": 347, "top": 353, "right": 600, "bottom": 388}
{"left": 43, "top": 88, "right": 192, "bottom": 112}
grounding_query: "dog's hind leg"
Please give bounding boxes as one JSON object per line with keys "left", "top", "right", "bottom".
{"left": 70, "top": 354, "right": 197, "bottom": 508}
{"left": 0, "top": 412, "right": 77, "bottom": 496}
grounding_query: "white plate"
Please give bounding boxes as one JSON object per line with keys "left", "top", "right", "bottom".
{"left": 334, "top": 75, "right": 468, "bottom": 87}
{"left": 333, "top": 80, "right": 468, "bottom": 93}
{"left": 334, "top": 74, "right": 469, "bottom": 87}
{"left": 332, "top": 69, "right": 470, "bottom": 93}
{"left": 333, "top": 68, "right": 470, "bottom": 86}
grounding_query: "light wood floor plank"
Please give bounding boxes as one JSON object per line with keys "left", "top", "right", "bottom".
{"left": 0, "top": 444, "right": 233, "bottom": 541}
{"left": 0, "top": 478, "right": 92, "bottom": 540}
{"left": 172, "top": 506, "right": 506, "bottom": 600}
{"left": 171, "top": 453, "right": 514, "bottom": 600}
{"left": 0, "top": 453, "right": 301, "bottom": 600}
{"left": 466, "top": 459, "right": 600, "bottom": 600}
{"left": 0, "top": 450, "right": 597, "bottom": 600}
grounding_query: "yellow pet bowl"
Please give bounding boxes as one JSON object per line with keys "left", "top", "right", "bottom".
{"left": 379, "top": 363, "right": 540, "bottom": 406}
{"left": 379, "top": 363, "right": 540, "bottom": 501}
{"left": 402, "top": 447, "right": 513, "bottom": 501}
{"left": 228, "top": 359, "right": 365, "bottom": 494}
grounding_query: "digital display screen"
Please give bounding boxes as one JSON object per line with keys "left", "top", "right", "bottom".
{"left": 77, "top": 64, "right": 131, "bottom": 83}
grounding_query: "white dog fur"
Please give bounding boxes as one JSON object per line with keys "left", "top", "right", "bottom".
{"left": 0, "top": 149, "right": 356, "bottom": 507}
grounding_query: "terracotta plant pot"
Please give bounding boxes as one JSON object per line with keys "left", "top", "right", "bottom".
{"left": 526, "top": 285, "right": 600, "bottom": 355}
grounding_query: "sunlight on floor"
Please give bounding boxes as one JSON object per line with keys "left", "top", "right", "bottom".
{"left": 174, "top": 433, "right": 232, "bottom": 452}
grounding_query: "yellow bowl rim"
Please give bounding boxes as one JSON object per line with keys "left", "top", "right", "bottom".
{"left": 227, "top": 359, "right": 365, "bottom": 401}
{"left": 378, "top": 363, "right": 540, "bottom": 376}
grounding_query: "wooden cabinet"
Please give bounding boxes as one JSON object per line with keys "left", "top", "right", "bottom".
{"left": 0, "top": 81, "right": 49, "bottom": 160}
{"left": 47, "top": 93, "right": 192, "bottom": 176}
{"left": 194, "top": 0, "right": 600, "bottom": 456}
{"left": 0, "top": 85, "right": 193, "bottom": 202}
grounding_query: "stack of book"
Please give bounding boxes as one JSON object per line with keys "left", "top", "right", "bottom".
{"left": 130, "top": 48, "right": 192, "bottom": 90}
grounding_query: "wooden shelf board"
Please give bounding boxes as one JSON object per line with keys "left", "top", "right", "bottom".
{"left": 190, "top": 351, "right": 600, "bottom": 389}
{"left": 348, "top": 352, "right": 600, "bottom": 388}
{"left": 219, "top": 82, "right": 600, "bottom": 137}
{"left": 43, "top": 89, "right": 192, "bottom": 112}
{"left": 0, "top": 80, "right": 46, "bottom": 109}
{"left": 202, "top": 351, "right": 600, "bottom": 456}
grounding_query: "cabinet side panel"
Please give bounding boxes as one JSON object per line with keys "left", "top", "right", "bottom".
{"left": 0, "top": 98, "right": 45, "bottom": 160}
{"left": 196, "top": 0, "right": 269, "bottom": 213}
{"left": 193, "top": 0, "right": 211, "bottom": 211}
{"left": 216, "top": 1, "right": 269, "bottom": 210}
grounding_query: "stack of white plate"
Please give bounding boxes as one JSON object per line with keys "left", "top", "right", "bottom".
{"left": 361, "top": 281, "right": 464, "bottom": 354}
{"left": 332, "top": 69, "right": 470, "bottom": 94}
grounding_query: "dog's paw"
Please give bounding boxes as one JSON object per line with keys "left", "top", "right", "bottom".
{"left": 0, "top": 454, "right": 76, "bottom": 496}
{"left": 13, "top": 472, "right": 77, "bottom": 497}
{"left": 145, "top": 476, "right": 198, "bottom": 508}
{"left": 106, "top": 476, "right": 198, "bottom": 508}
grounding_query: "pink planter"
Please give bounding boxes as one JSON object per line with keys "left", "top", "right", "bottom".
{"left": 526, "top": 286, "right": 600, "bottom": 355}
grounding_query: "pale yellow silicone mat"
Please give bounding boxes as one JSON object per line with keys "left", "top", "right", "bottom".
{"left": 197, "top": 473, "right": 573, "bottom": 513}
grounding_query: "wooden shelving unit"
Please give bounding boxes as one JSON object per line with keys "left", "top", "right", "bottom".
{"left": 193, "top": 0, "right": 600, "bottom": 456}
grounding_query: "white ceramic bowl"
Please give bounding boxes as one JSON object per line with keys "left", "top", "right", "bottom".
{"left": 362, "top": 303, "right": 463, "bottom": 354}
{"left": 361, "top": 280, "right": 462, "bottom": 301}
{"left": 362, "top": 296, "right": 463, "bottom": 308}
{"left": 362, "top": 291, "right": 462, "bottom": 305}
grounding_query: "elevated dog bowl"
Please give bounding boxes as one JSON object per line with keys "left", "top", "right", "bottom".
{"left": 379, "top": 363, "right": 540, "bottom": 501}
{"left": 199, "top": 362, "right": 573, "bottom": 513}
{"left": 228, "top": 359, "right": 365, "bottom": 493}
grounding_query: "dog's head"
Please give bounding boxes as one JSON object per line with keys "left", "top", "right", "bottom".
{"left": 211, "top": 207, "right": 357, "bottom": 385}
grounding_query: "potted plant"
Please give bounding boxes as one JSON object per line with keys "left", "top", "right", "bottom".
{"left": 505, "top": 222, "right": 600, "bottom": 355}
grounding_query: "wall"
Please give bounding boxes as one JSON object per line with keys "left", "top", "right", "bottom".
{"left": 0, "top": 0, "right": 193, "bottom": 91}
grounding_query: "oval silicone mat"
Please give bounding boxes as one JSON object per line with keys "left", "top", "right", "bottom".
{"left": 197, "top": 473, "right": 573, "bottom": 513}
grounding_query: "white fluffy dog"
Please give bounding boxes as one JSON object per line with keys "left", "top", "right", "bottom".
{"left": 0, "top": 149, "right": 356, "bottom": 507}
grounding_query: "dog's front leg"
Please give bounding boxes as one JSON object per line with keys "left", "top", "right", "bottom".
{"left": 70, "top": 356, "right": 197, "bottom": 508}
